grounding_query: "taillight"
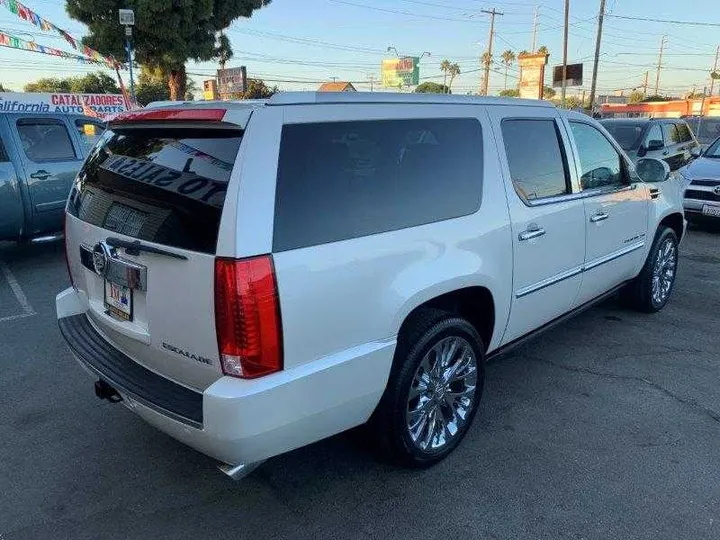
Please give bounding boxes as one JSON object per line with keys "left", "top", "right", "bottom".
{"left": 63, "top": 213, "right": 75, "bottom": 290}
{"left": 214, "top": 256, "right": 283, "bottom": 379}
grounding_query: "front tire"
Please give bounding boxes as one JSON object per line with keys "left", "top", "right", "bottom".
{"left": 369, "top": 309, "right": 485, "bottom": 468}
{"left": 625, "top": 226, "right": 679, "bottom": 313}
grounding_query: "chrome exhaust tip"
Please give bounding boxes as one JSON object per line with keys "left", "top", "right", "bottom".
{"left": 217, "top": 460, "right": 265, "bottom": 481}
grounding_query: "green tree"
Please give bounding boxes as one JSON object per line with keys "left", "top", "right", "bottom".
{"left": 643, "top": 94, "right": 670, "bottom": 102}
{"left": 242, "top": 79, "right": 277, "bottom": 99}
{"left": 66, "top": 0, "right": 271, "bottom": 101}
{"left": 70, "top": 73, "right": 119, "bottom": 94}
{"left": 24, "top": 77, "right": 72, "bottom": 93}
{"left": 499, "top": 88, "right": 520, "bottom": 97}
{"left": 415, "top": 81, "right": 450, "bottom": 94}
{"left": 135, "top": 66, "right": 199, "bottom": 104}
{"left": 440, "top": 59, "right": 451, "bottom": 93}
{"left": 500, "top": 50, "right": 516, "bottom": 90}
{"left": 0, "top": 83, "right": 6, "bottom": 92}
{"left": 537, "top": 45, "right": 549, "bottom": 55}
{"left": 543, "top": 85, "right": 556, "bottom": 99}
{"left": 447, "top": 63, "right": 461, "bottom": 93}
{"left": 628, "top": 90, "right": 645, "bottom": 104}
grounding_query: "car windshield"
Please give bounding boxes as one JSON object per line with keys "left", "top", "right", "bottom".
{"left": 704, "top": 138, "right": 720, "bottom": 158}
{"left": 684, "top": 118, "right": 720, "bottom": 143}
{"left": 600, "top": 122, "right": 644, "bottom": 151}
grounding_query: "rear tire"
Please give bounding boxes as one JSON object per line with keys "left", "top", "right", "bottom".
{"left": 368, "top": 309, "right": 485, "bottom": 468}
{"left": 624, "top": 226, "right": 679, "bottom": 313}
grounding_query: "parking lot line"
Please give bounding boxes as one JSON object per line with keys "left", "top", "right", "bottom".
{"left": 0, "top": 262, "right": 36, "bottom": 322}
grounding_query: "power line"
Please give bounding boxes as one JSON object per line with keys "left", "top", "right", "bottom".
{"left": 606, "top": 14, "right": 720, "bottom": 27}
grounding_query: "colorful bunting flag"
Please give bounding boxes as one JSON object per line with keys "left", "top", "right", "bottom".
{"left": 0, "top": 0, "right": 119, "bottom": 68}
{"left": 0, "top": 31, "right": 109, "bottom": 66}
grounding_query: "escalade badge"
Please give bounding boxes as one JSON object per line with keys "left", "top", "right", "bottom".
{"left": 92, "top": 242, "right": 110, "bottom": 277}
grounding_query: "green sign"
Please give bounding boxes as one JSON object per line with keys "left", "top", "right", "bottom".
{"left": 381, "top": 56, "right": 420, "bottom": 88}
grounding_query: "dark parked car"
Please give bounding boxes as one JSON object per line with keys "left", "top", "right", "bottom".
{"left": 683, "top": 116, "right": 720, "bottom": 151}
{"left": 600, "top": 118, "right": 699, "bottom": 171}
{"left": 0, "top": 112, "right": 104, "bottom": 242}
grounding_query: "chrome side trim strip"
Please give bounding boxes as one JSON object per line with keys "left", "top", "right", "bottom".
{"left": 584, "top": 241, "right": 645, "bottom": 271}
{"left": 516, "top": 265, "right": 584, "bottom": 298}
{"left": 515, "top": 241, "right": 646, "bottom": 298}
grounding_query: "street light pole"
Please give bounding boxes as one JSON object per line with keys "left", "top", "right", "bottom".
{"left": 119, "top": 9, "right": 136, "bottom": 103}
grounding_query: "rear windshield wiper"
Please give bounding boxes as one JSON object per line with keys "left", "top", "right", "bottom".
{"left": 106, "top": 237, "right": 188, "bottom": 260}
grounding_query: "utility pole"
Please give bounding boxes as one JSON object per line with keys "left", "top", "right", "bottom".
{"left": 588, "top": 0, "right": 606, "bottom": 110}
{"left": 368, "top": 74, "right": 376, "bottom": 92}
{"left": 642, "top": 71, "right": 649, "bottom": 96}
{"left": 709, "top": 45, "right": 720, "bottom": 97}
{"left": 481, "top": 8, "right": 503, "bottom": 96}
{"left": 531, "top": 6, "right": 539, "bottom": 52}
{"left": 655, "top": 35, "right": 667, "bottom": 96}
{"left": 561, "top": 0, "right": 569, "bottom": 106}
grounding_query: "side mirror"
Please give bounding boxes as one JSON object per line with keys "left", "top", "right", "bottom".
{"left": 647, "top": 139, "right": 664, "bottom": 151}
{"left": 690, "top": 146, "right": 702, "bottom": 158}
{"left": 636, "top": 157, "right": 670, "bottom": 183}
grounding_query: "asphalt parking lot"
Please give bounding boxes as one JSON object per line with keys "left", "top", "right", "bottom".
{"left": 1, "top": 227, "right": 718, "bottom": 540}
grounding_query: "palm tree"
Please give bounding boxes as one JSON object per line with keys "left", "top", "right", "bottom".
{"left": 500, "top": 50, "right": 515, "bottom": 90}
{"left": 447, "top": 63, "right": 461, "bottom": 93}
{"left": 440, "top": 59, "right": 451, "bottom": 93}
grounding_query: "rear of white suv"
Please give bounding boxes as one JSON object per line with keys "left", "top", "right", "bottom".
{"left": 57, "top": 102, "right": 415, "bottom": 476}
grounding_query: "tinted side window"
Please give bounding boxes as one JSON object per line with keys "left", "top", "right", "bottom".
{"left": 75, "top": 119, "right": 106, "bottom": 152}
{"left": 676, "top": 122, "right": 693, "bottom": 143}
{"left": 273, "top": 118, "right": 483, "bottom": 251}
{"left": 16, "top": 119, "right": 76, "bottom": 161}
{"left": 570, "top": 122, "right": 624, "bottom": 190}
{"left": 662, "top": 123, "right": 680, "bottom": 144}
{"left": 501, "top": 119, "right": 569, "bottom": 201}
{"left": 644, "top": 124, "right": 663, "bottom": 145}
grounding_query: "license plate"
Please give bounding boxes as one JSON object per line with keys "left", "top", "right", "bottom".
{"left": 702, "top": 204, "right": 720, "bottom": 217}
{"left": 104, "top": 281, "right": 133, "bottom": 321}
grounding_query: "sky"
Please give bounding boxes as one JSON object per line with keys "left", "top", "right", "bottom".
{"left": 1, "top": 0, "right": 719, "bottom": 99}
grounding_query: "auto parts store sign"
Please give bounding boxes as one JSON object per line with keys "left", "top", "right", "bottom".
{"left": 0, "top": 92, "right": 127, "bottom": 114}
{"left": 381, "top": 57, "right": 420, "bottom": 88}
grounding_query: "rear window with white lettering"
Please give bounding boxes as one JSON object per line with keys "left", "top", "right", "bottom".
{"left": 67, "top": 127, "right": 241, "bottom": 254}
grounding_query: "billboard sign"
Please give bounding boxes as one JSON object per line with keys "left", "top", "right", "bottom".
{"left": 381, "top": 57, "right": 420, "bottom": 88}
{"left": 518, "top": 53, "right": 549, "bottom": 100}
{"left": 217, "top": 66, "right": 247, "bottom": 96}
{"left": 0, "top": 92, "right": 127, "bottom": 115}
{"left": 553, "top": 63, "right": 583, "bottom": 87}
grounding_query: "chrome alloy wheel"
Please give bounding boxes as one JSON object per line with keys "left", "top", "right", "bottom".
{"left": 651, "top": 237, "right": 677, "bottom": 305}
{"left": 406, "top": 336, "right": 478, "bottom": 452}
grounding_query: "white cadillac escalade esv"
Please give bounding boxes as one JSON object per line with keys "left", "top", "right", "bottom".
{"left": 56, "top": 93, "right": 685, "bottom": 479}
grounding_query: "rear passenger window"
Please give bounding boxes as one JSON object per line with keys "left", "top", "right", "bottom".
{"left": 273, "top": 118, "right": 483, "bottom": 251}
{"left": 16, "top": 119, "right": 76, "bottom": 162}
{"left": 662, "top": 123, "right": 680, "bottom": 144}
{"left": 75, "top": 119, "right": 106, "bottom": 152}
{"left": 501, "top": 119, "right": 569, "bottom": 201}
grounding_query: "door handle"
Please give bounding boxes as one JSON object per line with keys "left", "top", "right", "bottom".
{"left": 518, "top": 225, "right": 546, "bottom": 241}
{"left": 29, "top": 170, "right": 51, "bottom": 180}
{"left": 590, "top": 212, "right": 609, "bottom": 223}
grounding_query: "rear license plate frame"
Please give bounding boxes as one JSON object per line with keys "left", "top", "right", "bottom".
{"left": 104, "top": 280, "right": 133, "bottom": 321}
